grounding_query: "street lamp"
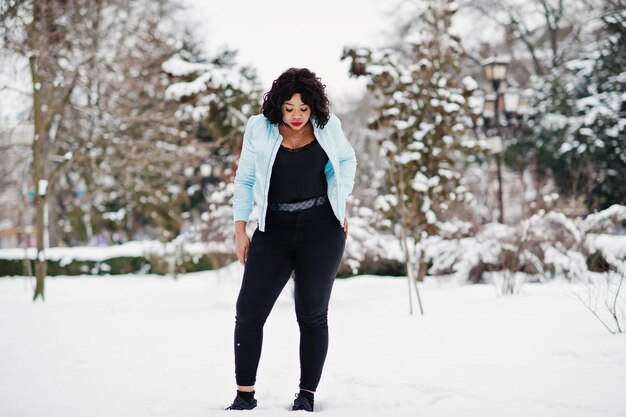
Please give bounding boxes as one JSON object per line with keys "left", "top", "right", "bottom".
{"left": 482, "top": 56, "right": 510, "bottom": 224}
{"left": 482, "top": 56, "right": 510, "bottom": 92}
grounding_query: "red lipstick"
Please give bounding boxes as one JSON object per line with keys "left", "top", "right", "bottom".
{"left": 292, "top": 122, "right": 303, "bottom": 127}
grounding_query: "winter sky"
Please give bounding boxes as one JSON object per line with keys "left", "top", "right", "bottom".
{"left": 182, "top": 0, "right": 394, "bottom": 109}
{"left": 0, "top": 0, "right": 495, "bottom": 125}
{"left": 182, "top": 0, "right": 497, "bottom": 111}
{"left": 0, "top": 0, "right": 390, "bottom": 125}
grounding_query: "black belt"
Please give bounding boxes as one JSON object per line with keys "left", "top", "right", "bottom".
{"left": 268, "top": 195, "right": 329, "bottom": 212}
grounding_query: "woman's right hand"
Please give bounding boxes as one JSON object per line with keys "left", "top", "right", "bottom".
{"left": 235, "top": 232, "right": 250, "bottom": 265}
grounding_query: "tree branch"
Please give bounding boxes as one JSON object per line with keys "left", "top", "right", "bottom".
{"left": 0, "top": 0, "right": 27, "bottom": 24}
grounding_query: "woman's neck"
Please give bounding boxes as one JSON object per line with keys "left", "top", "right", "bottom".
{"left": 280, "top": 121, "right": 311, "bottom": 135}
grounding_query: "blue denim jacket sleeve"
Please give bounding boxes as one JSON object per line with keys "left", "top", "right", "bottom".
{"left": 232, "top": 117, "right": 256, "bottom": 223}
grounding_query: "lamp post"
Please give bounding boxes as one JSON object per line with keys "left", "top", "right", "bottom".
{"left": 482, "top": 56, "right": 510, "bottom": 224}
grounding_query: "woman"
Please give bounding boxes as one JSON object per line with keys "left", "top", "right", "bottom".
{"left": 226, "top": 68, "right": 357, "bottom": 412}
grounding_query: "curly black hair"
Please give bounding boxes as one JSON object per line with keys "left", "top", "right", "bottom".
{"left": 261, "top": 68, "right": 331, "bottom": 129}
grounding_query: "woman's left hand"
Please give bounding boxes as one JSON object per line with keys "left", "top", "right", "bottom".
{"left": 341, "top": 217, "right": 349, "bottom": 240}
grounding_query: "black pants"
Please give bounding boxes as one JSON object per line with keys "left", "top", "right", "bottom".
{"left": 234, "top": 201, "right": 346, "bottom": 391}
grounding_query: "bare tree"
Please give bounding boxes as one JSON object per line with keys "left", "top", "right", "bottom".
{"left": 1, "top": 0, "right": 196, "bottom": 300}
{"left": 2, "top": 0, "right": 101, "bottom": 299}
{"left": 461, "top": 0, "right": 600, "bottom": 77}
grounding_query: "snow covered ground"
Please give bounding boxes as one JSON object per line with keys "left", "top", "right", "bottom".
{"left": 1, "top": 264, "right": 625, "bottom": 417}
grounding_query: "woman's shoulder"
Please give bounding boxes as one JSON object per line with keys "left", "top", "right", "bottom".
{"left": 245, "top": 114, "right": 274, "bottom": 136}
{"left": 320, "top": 113, "right": 343, "bottom": 135}
{"left": 327, "top": 113, "right": 341, "bottom": 128}
{"left": 246, "top": 114, "right": 267, "bottom": 128}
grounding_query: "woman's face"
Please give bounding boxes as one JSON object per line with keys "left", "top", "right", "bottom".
{"left": 281, "top": 93, "right": 311, "bottom": 130}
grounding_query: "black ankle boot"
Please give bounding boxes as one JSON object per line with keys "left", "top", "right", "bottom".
{"left": 225, "top": 390, "right": 257, "bottom": 410}
{"left": 291, "top": 390, "right": 314, "bottom": 412}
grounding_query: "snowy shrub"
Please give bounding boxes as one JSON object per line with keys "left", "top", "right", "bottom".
{"left": 437, "top": 219, "right": 474, "bottom": 239}
{"left": 422, "top": 235, "right": 463, "bottom": 276}
{"left": 386, "top": 205, "right": 626, "bottom": 287}
{"left": 523, "top": 211, "right": 582, "bottom": 250}
{"left": 421, "top": 220, "right": 537, "bottom": 294}
{"left": 340, "top": 205, "right": 404, "bottom": 277}
{"left": 521, "top": 210, "right": 583, "bottom": 280}
{"left": 580, "top": 204, "right": 626, "bottom": 235}
{"left": 423, "top": 209, "right": 594, "bottom": 285}
{"left": 423, "top": 222, "right": 513, "bottom": 283}
{"left": 580, "top": 205, "right": 626, "bottom": 273}
{"left": 486, "top": 271, "right": 528, "bottom": 296}
{"left": 543, "top": 247, "right": 588, "bottom": 281}
{"left": 422, "top": 231, "right": 495, "bottom": 281}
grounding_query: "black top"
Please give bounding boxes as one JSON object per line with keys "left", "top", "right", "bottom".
{"left": 268, "top": 138, "right": 329, "bottom": 203}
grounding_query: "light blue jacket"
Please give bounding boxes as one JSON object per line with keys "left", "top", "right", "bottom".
{"left": 233, "top": 113, "right": 357, "bottom": 232}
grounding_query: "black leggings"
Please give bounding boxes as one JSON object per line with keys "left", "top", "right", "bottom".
{"left": 233, "top": 202, "right": 346, "bottom": 391}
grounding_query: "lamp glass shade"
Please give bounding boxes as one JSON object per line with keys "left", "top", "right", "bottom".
{"left": 483, "top": 57, "right": 510, "bottom": 82}
{"left": 483, "top": 94, "right": 496, "bottom": 118}
{"left": 503, "top": 90, "right": 520, "bottom": 113}
{"left": 492, "top": 62, "right": 508, "bottom": 81}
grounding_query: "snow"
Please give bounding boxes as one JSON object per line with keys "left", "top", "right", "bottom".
{"left": 1, "top": 267, "right": 625, "bottom": 417}
{"left": 586, "top": 234, "right": 626, "bottom": 259}
{"left": 542, "top": 113, "right": 569, "bottom": 130}
{"left": 161, "top": 57, "right": 256, "bottom": 101}
{"left": 544, "top": 246, "right": 588, "bottom": 281}
{"left": 559, "top": 142, "right": 574, "bottom": 154}
{"left": 161, "top": 57, "right": 212, "bottom": 77}
{"left": 394, "top": 151, "right": 421, "bottom": 164}
{"left": 102, "top": 208, "right": 126, "bottom": 222}
{"left": 0, "top": 240, "right": 230, "bottom": 263}
{"left": 462, "top": 75, "right": 478, "bottom": 91}
{"left": 411, "top": 172, "right": 430, "bottom": 192}
{"left": 443, "top": 102, "right": 461, "bottom": 112}
{"left": 412, "top": 122, "right": 434, "bottom": 141}
{"left": 37, "top": 179, "right": 48, "bottom": 196}
{"left": 581, "top": 205, "right": 626, "bottom": 234}
{"left": 374, "top": 194, "right": 397, "bottom": 212}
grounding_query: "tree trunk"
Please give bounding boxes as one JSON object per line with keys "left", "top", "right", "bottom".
{"left": 401, "top": 233, "right": 426, "bottom": 315}
{"left": 413, "top": 271, "right": 424, "bottom": 315}
{"left": 33, "top": 191, "right": 47, "bottom": 301}
{"left": 47, "top": 192, "right": 60, "bottom": 247}
{"left": 29, "top": 15, "right": 46, "bottom": 301}
{"left": 400, "top": 235, "right": 414, "bottom": 315}
{"left": 18, "top": 167, "right": 34, "bottom": 277}
{"left": 413, "top": 244, "right": 425, "bottom": 315}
